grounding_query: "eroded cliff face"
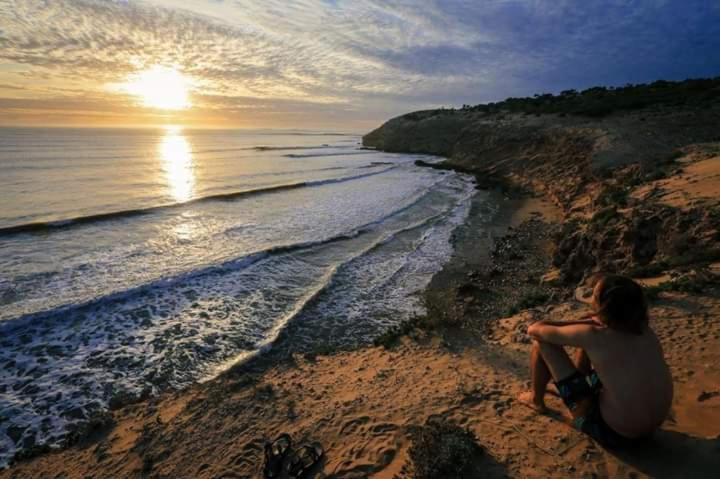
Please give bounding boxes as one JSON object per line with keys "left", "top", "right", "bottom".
{"left": 364, "top": 108, "right": 719, "bottom": 205}
{"left": 363, "top": 107, "right": 720, "bottom": 283}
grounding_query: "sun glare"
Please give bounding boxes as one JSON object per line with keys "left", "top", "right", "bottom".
{"left": 123, "top": 66, "right": 191, "bottom": 110}
{"left": 159, "top": 127, "right": 195, "bottom": 202}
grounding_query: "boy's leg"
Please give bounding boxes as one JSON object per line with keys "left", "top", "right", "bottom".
{"left": 530, "top": 340, "right": 551, "bottom": 405}
{"left": 519, "top": 340, "right": 576, "bottom": 412}
{"left": 534, "top": 340, "right": 577, "bottom": 382}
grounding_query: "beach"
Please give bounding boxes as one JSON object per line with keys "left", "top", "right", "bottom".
{"left": 0, "top": 128, "right": 477, "bottom": 468}
{"left": 3, "top": 105, "right": 720, "bottom": 478}
{"left": 4, "top": 186, "right": 718, "bottom": 478}
{"left": 3, "top": 1, "right": 720, "bottom": 476}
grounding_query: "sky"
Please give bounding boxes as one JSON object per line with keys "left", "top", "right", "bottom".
{"left": 0, "top": 0, "right": 719, "bottom": 131}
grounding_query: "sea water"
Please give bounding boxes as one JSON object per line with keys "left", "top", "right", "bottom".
{"left": 0, "top": 126, "right": 483, "bottom": 465}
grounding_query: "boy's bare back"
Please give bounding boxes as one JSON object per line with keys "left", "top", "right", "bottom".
{"left": 585, "top": 324, "right": 673, "bottom": 438}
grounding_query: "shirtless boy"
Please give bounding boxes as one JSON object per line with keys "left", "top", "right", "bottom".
{"left": 518, "top": 274, "right": 674, "bottom": 448}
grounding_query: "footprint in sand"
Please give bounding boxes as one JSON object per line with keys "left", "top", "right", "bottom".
{"left": 333, "top": 417, "right": 401, "bottom": 475}
{"left": 340, "top": 415, "right": 370, "bottom": 435}
{"left": 229, "top": 439, "right": 263, "bottom": 468}
{"left": 370, "top": 423, "right": 398, "bottom": 435}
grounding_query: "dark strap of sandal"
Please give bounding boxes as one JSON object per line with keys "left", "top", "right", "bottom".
{"left": 287, "top": 443, "right": 323, "bottom": 478}
{"left": 263, "top": 433, "right": 293, "bottom": 478}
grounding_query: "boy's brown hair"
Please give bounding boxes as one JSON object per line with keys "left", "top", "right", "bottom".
{"left": 592, "top": 274, "right": 649, "bottom": 335}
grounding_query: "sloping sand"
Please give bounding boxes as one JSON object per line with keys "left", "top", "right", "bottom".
{"left": 3, "top": 138, "right": 720, "bottom": 477}
{"left": 4, "top": 176, "right": 720, "bottom": 478}
{"left": 632, "top": 145, "right": 720, "bottom": 211}
{"left": 3, "top": 288, "right": 718, "bottom": 478}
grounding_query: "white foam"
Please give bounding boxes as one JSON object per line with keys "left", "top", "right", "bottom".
{"left": 0, "top": 155, "right": 479, "bottom": 467}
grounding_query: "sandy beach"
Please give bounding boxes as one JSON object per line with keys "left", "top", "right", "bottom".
{"left": 3, "top": 100, "right": 720, "bottom": 478}
{"left": 4, "top": 151, "right": 720, "bottom": 477}
{"left": 3, "top": 1, "right": 720, "bottom": 477}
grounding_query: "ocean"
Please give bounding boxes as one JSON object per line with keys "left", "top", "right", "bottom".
{"left": 0, "top": 126, "right": 479, "bottom": 465}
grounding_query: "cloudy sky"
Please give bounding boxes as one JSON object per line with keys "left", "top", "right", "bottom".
{"left": 1, "top": 0, "right": 719, "bottom": 130}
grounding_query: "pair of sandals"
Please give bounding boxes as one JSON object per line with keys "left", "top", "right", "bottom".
{"left": 262, "top": 433, "right": 324, "bottom": 479}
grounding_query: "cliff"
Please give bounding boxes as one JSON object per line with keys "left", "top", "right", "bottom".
{"left": 363, "top": 80, "right": 720, "bottom": 283}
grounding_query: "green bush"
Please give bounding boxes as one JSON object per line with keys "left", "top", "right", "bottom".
{"left": 302, "top": 342, "right": 339, "bottom": 361}
{"left": 645, "top": 273, "right": 714, "bottom": 300}
{"left": 409, "top": 419, "right": 482, "bottom": 479}
{"left": 374, "top": 320, "right": 415, "bottom": 349}
{"left": 464, "top": 77, "right": 720, "bottom": 118}
{"left": 590, "top": 206, "right": 620, "bottom": 230}
{"left": 626, "top": 261, "right": 669, "bottom": 278}
{"left": 505, "top": 288, "right": 550, "bottom": 316}
{"left": 596, "top": 186, "right": 628, "bottom": 208}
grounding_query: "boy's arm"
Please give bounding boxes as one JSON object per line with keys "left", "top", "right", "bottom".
{"left": 527, "top": 321, "right": 601, "bottom": 347}
{"left": 536, "top": 317, "right": 601, "bottom": 327}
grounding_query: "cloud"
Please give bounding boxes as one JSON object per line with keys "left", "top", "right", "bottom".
{"left": 0, "top": 0, "right": 719, "bottom": 128}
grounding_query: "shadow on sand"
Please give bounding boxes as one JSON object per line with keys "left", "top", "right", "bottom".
{"left": 607, "top": 428, "right": 720, "bottom": 479}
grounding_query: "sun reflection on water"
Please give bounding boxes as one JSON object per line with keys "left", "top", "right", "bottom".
{"left": 159, "top": 128, "right": 195, "bottom": 202}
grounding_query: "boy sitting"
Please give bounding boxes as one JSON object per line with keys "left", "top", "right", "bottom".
{"left": 518, "top": 274, "right": 673, "bottom": 448}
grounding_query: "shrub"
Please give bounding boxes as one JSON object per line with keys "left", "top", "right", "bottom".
{"left": 645, "top": 271, "right": 715, "bottom": 300}
{"left": 505, "top": 288, "right": 550, "bottom": 316}
{"left": 302, "top": 342, "right": 338, "bottom": 362}
{"left": 626, "top": 261, "right": 669, "bottom": 278}
{"left": 374, "top": 320, "right": 415, "bottom": 349}
{"left": 590, "top": 206, "right": 620, "bottom": 230}
{"left": 409, "top": 419, "right": 482, "bottom": 479}
{"left": 666, "top": 248, "right": 720, "bottom": 268}
{"left": 461, "top": 77, "right": 720, "bottom": 118}
{"left": 596, "top": 185, "right": 628, "bottom": 208}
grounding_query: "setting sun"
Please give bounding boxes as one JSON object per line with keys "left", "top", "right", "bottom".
{"left": 122, "top": 66, "right": 190, "bottom": 110}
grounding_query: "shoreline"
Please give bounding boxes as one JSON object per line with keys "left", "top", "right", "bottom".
{"left": 0, "top": 177, "right": 567, "bottom": 477}
{"left": 0, "top": 150, "right": 474, "bottom": 468}
{"left": 4, "top": 130, "right": 720, "bottom": 477}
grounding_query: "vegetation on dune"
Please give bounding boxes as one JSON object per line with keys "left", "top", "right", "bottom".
{"left": 644, "top": 269, "right": 718, "bottom": 301}
{"left": 446, "top": 77, "right": 720, "bottom": 118}
{"left": 505, "top": 288, "right": 551, "bottom": 317}
{"left": 408, "top": 419, "right": 483, "bottom": 479}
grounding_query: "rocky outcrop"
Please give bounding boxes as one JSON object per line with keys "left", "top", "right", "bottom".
{"left": 364, "top": 107, "right": 720, "bottom": 206}
{"left": 363, "top": 105, "right": 720, "bottom": 283}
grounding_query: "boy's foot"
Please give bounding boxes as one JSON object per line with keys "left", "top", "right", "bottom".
{"left": 517, "top": 391, "right": 547, "bottom": 413}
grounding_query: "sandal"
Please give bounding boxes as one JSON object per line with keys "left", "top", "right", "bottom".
{"left": 263, "top": 433, "right": 292, "bottom": 478}
{"left": 286, "top": 442, "right": 324, "bottom": 479}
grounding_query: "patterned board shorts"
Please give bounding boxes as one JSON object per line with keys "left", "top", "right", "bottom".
{"left": 554, "top": 370, "right": 638, "bottom": 449}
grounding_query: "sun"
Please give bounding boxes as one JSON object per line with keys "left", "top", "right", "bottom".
{"left": 122, "top": 66, "right": 191, "bottom": 110}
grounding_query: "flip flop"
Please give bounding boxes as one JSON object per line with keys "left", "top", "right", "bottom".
{"left": 263, "top": 433, "right": 292, "bottom": 478}
{"left": 286, "top": 442, "right": 324, "bottom": 479}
